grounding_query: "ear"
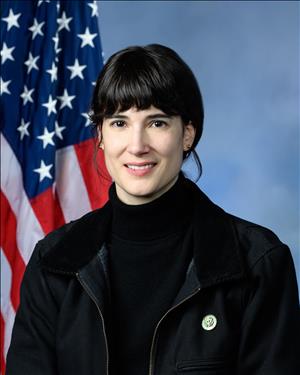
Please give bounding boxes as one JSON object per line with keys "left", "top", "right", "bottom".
{"left": 183, "top": 122, "right": 196, "bottom": 151}
{"left": 97, "top": 127, "right": 104, "bottom": 150}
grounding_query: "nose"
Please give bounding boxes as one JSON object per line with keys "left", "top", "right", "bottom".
{"left": 127, "top": 127, "right": 150, "bottom": 156}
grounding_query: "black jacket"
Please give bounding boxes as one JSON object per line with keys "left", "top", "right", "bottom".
{"left": 6, "top": 180, "right": 300, "bottom": 374}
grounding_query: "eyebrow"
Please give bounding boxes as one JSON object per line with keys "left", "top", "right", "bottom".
{"left": 105, "top": 113, "right": 172, "bottom": 120}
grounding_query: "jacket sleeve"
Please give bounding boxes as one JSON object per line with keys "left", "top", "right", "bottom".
{"left": 237, "top": 245, "right": 300, "bottom": 375}
{"left": 5, "top": 242, "right": 59, "bottom": 375}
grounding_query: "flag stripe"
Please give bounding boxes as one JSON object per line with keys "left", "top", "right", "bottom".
{"left": 30, "top": 187, "right": 66, "bottom": 235}
{"left": 74, "top": 139, "right": 111, "bottom": 210}
{"left": 1, "top": 249, "right": 16, "bottom": 360}
{"left": 55, "top": 146, "right": 92, "bottom": 222}
{"left": 1, "top": 134, "right": 44, "bottom": 264}
{"left": 1, "top": 191, "right": 26, "bottom": 310}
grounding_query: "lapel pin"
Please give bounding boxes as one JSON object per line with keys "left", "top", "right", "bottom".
{"left": 202, "top": 314, "right": 217, "bottom": 331}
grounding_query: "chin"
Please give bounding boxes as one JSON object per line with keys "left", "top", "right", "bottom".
{"left": 118, "top": 182, "right": 160, "bottom": 204}
{"left": 127, "top": 186, "right": 157, "bottom": 198}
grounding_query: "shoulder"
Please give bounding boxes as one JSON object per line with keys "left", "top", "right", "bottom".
{"left": 184, "top": 177, "right": 293, "bottom": 280}
{"left": 226, "top": 215, "right": 298, "bottom": 306}
{"left": 34, "top": 201, "right": 112, "bottom": 273}
{"left": 37, "top": 209, "right": 102, "bottom": 256}
{"left": 230, "top": 215, "right": 299, "bottom": 317}
{"left": 186, "top": 177, "right": 288, "bottom": 264}
{"left": 229, "top": 213, "right": 291, "bottom": 270}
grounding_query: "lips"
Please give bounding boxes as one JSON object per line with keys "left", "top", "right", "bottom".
{"left": 125, "top": 162, "right": 157, "bottom": 176}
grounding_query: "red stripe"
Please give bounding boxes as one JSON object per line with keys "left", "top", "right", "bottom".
{"left": 30, "top": 187, "right": 65, "bottom": 235}
{"left": 74, "top": 139, "right": 111, "bottom": 210}
{"left": 1, "top": 313, "right": 6, "bottom": 375}
{"left": 0, "top": 191, "right": 26, "bottom": 311}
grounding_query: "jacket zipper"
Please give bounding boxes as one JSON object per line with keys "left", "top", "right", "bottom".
{"left": 148, "top": 286, "right": 201, "bottom": 375}
{"left": 76, "top": 273, "right": 109, "bottom": 375}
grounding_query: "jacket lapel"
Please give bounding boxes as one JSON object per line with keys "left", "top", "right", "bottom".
{"left": 186, "top": 180, "right": 246, "bottom": 288}
{"left": 171, "top": 260, "right": 200, "bottom": 308}
{"left": 77, "top": 244, "right": 111, "bottom": 315}
{"left": 169, "top": 180, "right": 246, "bottom": 307}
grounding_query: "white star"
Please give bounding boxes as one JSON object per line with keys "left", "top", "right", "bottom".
{"left": 37, "top": 127, "right": 55, "bottom": 148}
{"left": 52, "top": 33, "right": 60, "bottom": 52}
{"left": 55, "top": 121, "right": 66, "bottom": 140}
{"left": 34, "top": 160, "right": 53, "bottom": 182}
{"left": 42, "top": 94, "right": 57, "bottom": 116}
{"left": 57, "top": 11, "right": 72, "bottom": 32}
{"left": 17, "top": 119, "right": 30, "bottom": 140}
{"left": 77, "top": 27, "right": 97, "bottom": 48}
{"left": 20, "top": 85, "right": 34, "bottom": 105}
{"left": 2, "top": 9, "right": 21, "bottom": 31}
{"left": 46, "top": 62, "right": 57, "bottom": 82}
{"left": 1, "top": 42, "right": 15, "bottom": 64}
{"left": 88, "top": 1, "right": 99, "bottom": 17}
{"left": 67, "top": 58, "right": 86, "bottom": 80}
{"left": 81, "top": 113, "right": 90, "bottom": 127}
{"left": 52, "top": 34, "right": 62, "bottom": 58}
{"left": 52, "top": 34, "right": 58, "bottom": 50}
{"left": 0, "top": 77, "right": 11, "bottom": 95}
{"left": 57, "top": 89, "right": 76, "bottom": 109}
{"left": 29, "top": 18, "right": 44, "bottom": 40}
{"left": 24, "top": 52, "right": 39, "bottom": 73}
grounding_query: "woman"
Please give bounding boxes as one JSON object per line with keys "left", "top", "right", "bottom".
{"left": 6, "top": 44, "right": 300, "bottom": 374}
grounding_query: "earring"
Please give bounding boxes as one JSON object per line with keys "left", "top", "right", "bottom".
{"left": 98, "top": 142, "right": 104, "bottom": 150}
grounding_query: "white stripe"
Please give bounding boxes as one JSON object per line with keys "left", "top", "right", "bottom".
{"left": 55, "top": 146, "right": 91, "bottom": 222}
{"left": 0, "top": 248, "right": 16, "bottom": 359}
{"left": 0, "top": 133, "right": 44, "bottom": 264}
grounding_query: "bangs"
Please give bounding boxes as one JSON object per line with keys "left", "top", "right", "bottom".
{"left": 91, "top": 49, "right": 187, "bottom": 123}
{"left": 101, "top": 73, "right": 180, "bottom": 116}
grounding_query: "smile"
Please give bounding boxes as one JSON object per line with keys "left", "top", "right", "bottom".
{"left": 125, "top": 162, "right": 157, "bottom": 176}
{"left": 126, "top": 163, "right": 155, "bottom": 170}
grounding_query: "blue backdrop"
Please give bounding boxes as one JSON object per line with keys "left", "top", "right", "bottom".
{"left": 97, "top": 1, "right": 299, "bottom": 286}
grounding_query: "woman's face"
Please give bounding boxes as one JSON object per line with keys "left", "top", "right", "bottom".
{"left": 100, "top": 106, "right": 195, "bottom": 205}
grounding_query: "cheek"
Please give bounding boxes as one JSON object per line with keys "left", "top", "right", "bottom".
{"left": 102, "top": 134, "right": 125, "bottom": 157}
{"left": 102, "top": 142, "right": 118, "bottom": 173}
{"left": 157, "top": 133, "right": 183, "bottom": 158}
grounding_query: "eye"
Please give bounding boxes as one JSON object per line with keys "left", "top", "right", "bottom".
{"left": 150, "top": 120, "right": 167, "bottom": 128}
{"left": 111, "top": 120, "right": 126, "bottom": 128}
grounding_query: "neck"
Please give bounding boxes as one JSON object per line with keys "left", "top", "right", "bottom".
{"left": 109, "top": 173, "right": 191, "bottom": 241}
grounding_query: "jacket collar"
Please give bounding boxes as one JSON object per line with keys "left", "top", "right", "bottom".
{"left": 186, "top": 180, "right": 245, "bottom": 287}
{"left": 40, "top": 201, "right": 113, "bottom": 274}
{"left": 40, "top": 180, "right": 245, "bottom": 288}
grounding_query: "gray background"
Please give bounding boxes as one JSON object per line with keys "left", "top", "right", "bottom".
{"left": 97, "top": 1, "right": 299, "bottom": 286}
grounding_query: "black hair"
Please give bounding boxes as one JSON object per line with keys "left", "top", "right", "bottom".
{"left": 90, "top": 44, "right": 204, "bottom": 180}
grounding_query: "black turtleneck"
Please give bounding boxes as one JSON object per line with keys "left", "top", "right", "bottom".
{"left": 107, "top": 174, "right": 194, "bottom": 375}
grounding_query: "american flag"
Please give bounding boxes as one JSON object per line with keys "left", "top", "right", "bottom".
{"left": 0, "top": 1, "right": 110, "bottom": 372}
